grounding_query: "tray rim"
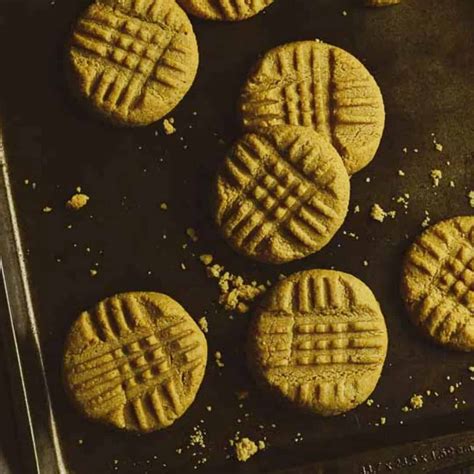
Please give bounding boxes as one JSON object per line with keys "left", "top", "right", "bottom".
{"left": 0, "top": 131, "right": 66, "bottom": 474}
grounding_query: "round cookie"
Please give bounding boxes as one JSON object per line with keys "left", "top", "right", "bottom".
{"left": 401, "top": 216, "right": 474, "bottom": 351}
{"left": 215, "top": 126, "right": 350, "bottom": 264}
{"left": 177, "top": 0, "right": 274, "bottom": 21}
{"left": 247, "top": 269, "right": 388, "bottom": 416}
{"left": 239, "top": 41, "right": 385, "bottom": 175}
{"left": 68, "top": 0, "right": 199, "bottom": 126}
{"left": 63, "top": 292, "right": 207, "bottom": 432}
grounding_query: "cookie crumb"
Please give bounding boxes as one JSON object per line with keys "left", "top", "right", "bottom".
{"left": 215, "top": 351, "right": 224, "bottom": 368}
{"left": 409, "top": 394, "right": 424, "bottom": 409}
{"left": 234, "top": 438, "right": 258, "bottom": 462}
{"left": 199, "top": 254, "right": 213, "bottom": 265}
{"left": 198, "top": 316, "right": 208, "bottom": 334}
{"left": 449, "top": 385, "right": 455, "bottom": 393}
{"left": 160, "top": 202, "right": 168, "bottom": 211}
{"left": 162, "top": 118, "right": 176, "bottom": 135}
{"left": 398, "top": 170, "right": 405, "bottom": 177}
{"left": 370, "top": 204, "right": 395, "bottom": 223}
{"left": 66, "top": 193, "right": 89, "bottom": 210}
{"left": 89, "top": 269, "right": 98, "bottom": 277}
{"left": 43, "top": 206, "right": 53, "bottom": 213}
{"left": 468, "top": 191, "right": 474, "bottom": 208}
{"left": 186, "top": 228, "right": 198, "bottom": 242}
{"left": 354, "top": 204, "right": 360, "bottom": 213}
{"left": 421, "top": 211, "right": 431, "bottom": 228}
{"left": 430, "top": 169, "right": 442, "bottom": 187}
{"left": 432, "top": 134, "right": 444, "bottom": 152}
{"left": 366, "top": 399, "right": 374, "bottom": 407}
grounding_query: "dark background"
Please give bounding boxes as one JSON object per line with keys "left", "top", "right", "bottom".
{"left": 0, "top": 0, "right": 473, "bottom": 472}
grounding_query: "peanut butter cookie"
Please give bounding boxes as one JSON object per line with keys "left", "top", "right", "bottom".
{"left": 64, "top": 292, "right": 207, "bottom": 432}
{"left": 402, "top": 216, "right": 474, "bottom": 351}
{"left": 239, "top": 41, "right": 385, "bottom": 175}
{"left": 68, "top": 0, "right": 199, "bottom": 126}
{"left": 215, "top": 126, "right": 350, "bottom": 264}
{"left": 248, "top": 269, "right": 388, "bottom": 415}
{"left": 177, "top": 0, "right": 274, "bottom": 21}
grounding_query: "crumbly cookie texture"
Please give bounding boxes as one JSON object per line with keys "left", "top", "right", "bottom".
{"left": 63, "top": 292, "right": 207, "bottom": 432}
{"left": 248, "top": 269, "right": 388, "bottom": 416}
{"left": 401, "top": 216, "right": 474, "bottom": 351}
{"left": 239, "top": 41, "right": 385, "bottom": 175}
{"left": 68, "top": 0, "right": 199, "bottom": 126}
{"left": 215, "top": 126, "right": 350, "bottom": 264}
{"left": 365, "top": 0, "right": 401, "bottom": 6}
{"left": 177, "top": 0, "right": 274, "bottom": 21}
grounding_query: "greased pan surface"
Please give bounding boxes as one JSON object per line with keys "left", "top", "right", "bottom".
{"left": 0, "top": 0, "right": 473, "bottom": 472}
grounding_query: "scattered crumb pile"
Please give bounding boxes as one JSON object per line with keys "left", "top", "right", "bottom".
{"left": 162, "top": 117, "right": 176, "bottom": 135}
{"left": 66, "top": 193, "right": 90, "bottom": 210}
{"left": 199, "top": 255, "right": 266, "bottom": 313}
{"left": 370, "top": 203, "right": 396, "bottom": 223}
{"left": 233, "top": 437, "right": 264, "bottom": 462}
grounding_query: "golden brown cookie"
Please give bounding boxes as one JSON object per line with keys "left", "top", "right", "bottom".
{"left": 63, "top": 292, "right": 207, "bottom": 432}
{"left": 239, "top": 41, "right": 385, "bottom": 175}
{"left": 177, "top": 0, "right": 274, "bottom": 21}
{"left": 365, "top": 0, "right": 400, "bottom": 6}
{"left": 214, "top": 126, "right": 350, "bottom": 264}
{"left": 401, "top": 216, "right": 474, "bottom": 351}
{"left": 68, "top": 0, "right": 199, "bottom": 126}
{"left": 247, "top": 269, "right": 388, "bottom": 416}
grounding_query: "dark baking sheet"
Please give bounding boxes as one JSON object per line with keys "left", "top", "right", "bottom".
{"left": 0, "top": 0, "right": 474, "bottom": 472}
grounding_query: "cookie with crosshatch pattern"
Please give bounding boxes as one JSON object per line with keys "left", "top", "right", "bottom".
{"left": 177, "top": 0, "right": 274, "bottom": 21}
{"left": 247, "top": 269, "right": 388, "bottom": 415}
{"left": 402, "top": 216, "right": 474, "bottom": 351}
{"left": 63, "top": 292, "right": 207, "bottom": 432}
{"left": 214, "top": 126, "right": 350, "bottom": 264}
{"left": 68, "top": 0, "right": 199, "bottom": 126}
{"left": 239, "top": 41, "right": 385, "bottom": 175}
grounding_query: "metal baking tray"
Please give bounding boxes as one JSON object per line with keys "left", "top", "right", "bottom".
{"left": 0, "top": 0, "right": 473, "bottom": 472}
